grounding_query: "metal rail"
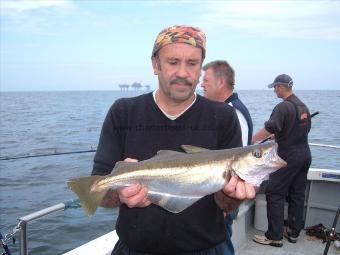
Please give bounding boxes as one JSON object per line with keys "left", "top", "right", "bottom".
{"left": 309, "top": 143, "right": 340, "bottom": 149}
{"left": 15, "top": 199, "right": 81, "bottom": 255}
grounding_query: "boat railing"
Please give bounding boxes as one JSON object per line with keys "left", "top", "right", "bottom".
{"left": 309, "top": 143, "right": 340, "bottom": 149}
{"left": 3, "top": 199, "right": 81, "bottom": 255}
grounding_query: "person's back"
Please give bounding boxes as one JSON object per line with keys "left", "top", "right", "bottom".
{"left": 270, "top": 94, "right": 310, "bottom": 151}
{"left": 252, "top": 74, "right": 311, "bottom": 247}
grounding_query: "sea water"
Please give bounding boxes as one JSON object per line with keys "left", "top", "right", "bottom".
{"left": 0, "top": 90, "right": 339, "bottom": 254}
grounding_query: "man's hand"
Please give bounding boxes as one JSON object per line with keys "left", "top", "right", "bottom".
{"left": 117, "top": 158, "right": 151, "bottom": 208}
{"left": 99, "top": 158, "right": 151, "bottom": 208}
{"left": 214, "top": 176, "right": 256, "bottom": 213}
{"left": 223, "top": 175, "right": 256, "bottom": 200}
{"left": 117, "top": 183, "right": 151, "bottom": 208}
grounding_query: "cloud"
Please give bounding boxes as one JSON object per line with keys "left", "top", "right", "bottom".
{"left": 0, "top": 0, "right": 76, "bottom": 34}
{"left": 200, "top": 1, "right": 340, "bottom": 40}
{"left": 1, "top": 0, "right": 75, "bottom": 14}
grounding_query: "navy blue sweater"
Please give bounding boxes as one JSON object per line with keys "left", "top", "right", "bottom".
{"left": 92, "top": 93, "right": 242, "bottom": 254}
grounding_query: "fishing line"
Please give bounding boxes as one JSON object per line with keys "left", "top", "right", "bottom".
{"left": 0, "top": 149, "right": 96, "bottom": 161}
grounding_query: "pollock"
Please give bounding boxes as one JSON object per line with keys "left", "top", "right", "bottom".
{"left": 68, "top": 142, "right": 286, "bottom": 216}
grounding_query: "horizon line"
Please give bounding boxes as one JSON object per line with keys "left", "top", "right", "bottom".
{"left": 1, "top": 89, "right": 339, "bottom": 93}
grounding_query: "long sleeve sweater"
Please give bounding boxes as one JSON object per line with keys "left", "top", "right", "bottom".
{"left": 92, "top": 92, "right": 242, "bottom": 254}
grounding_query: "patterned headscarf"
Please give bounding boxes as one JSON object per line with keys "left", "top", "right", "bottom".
{"left": 152, "top": 25, "right": 206, "bottom": 59}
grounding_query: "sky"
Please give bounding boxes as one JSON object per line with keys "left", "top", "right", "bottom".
{"left": 1, "top": 0, "right": 340, "bottom": 91}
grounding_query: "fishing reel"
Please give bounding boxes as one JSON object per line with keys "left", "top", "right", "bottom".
{"left": 305, "top": 204, "right": 340, "bottom": 255}
{"left": 305, "top": 223, "right": 339, "bottom": 243}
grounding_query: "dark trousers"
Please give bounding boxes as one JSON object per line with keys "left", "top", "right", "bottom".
{"left": 112, "top": 240, "right": 225, "bottom": 255}
{"left": 265, "top": 147, "right": 311, "bottom": 240}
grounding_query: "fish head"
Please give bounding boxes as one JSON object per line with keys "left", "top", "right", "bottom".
{"left": 230, "top": 142, "right": 286, "bottom": 186}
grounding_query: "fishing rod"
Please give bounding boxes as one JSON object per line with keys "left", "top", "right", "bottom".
{"left": 323, "top": 204, "right": 340, "bottom": 255}
{"left": 0, "top": 148, "right": 96, "bottom": 161}
{"left": 310, "top": 111, "right": 320, "bottom": 118}
{"left": 260, "top": 111, "right": 319, "bottom": 144}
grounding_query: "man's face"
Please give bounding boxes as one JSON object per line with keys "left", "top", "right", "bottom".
{"left": 274, "top": 85, "right": 283, "bottom": 98}
{"left": 152, "top": 43, "right": 202, "bottom": 103}
{"left": 201, "top": 68, "right": 220, "bottom": 100}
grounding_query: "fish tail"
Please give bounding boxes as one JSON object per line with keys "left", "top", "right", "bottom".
{"left": 67, "top": 175, "right": 106, "bottom": 216}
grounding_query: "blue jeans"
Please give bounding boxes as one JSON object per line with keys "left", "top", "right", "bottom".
{"left": 223, "top": 208, "right": 238, "bottom": 255}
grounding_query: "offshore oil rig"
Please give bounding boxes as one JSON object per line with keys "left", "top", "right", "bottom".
{"left": 118, "top": 82, "right": 151, "bottom": 91}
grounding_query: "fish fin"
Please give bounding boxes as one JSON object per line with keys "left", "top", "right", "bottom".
{"left": 148, "top": 192, "right": 201, "bottom": 213}
{"left": 181, "top": 145, "right": 210, "bottom": 153}
{"left": 156, "top": 150, "right": 184, "bottom": 157}
{"left": 114, "top": 161, "right": 130, "bottom": 168}
{"left": 67, "top": 175, "right": 105, "bottom": 216}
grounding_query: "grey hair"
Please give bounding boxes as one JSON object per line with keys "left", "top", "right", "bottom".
{"left": 203, "top": 60, "right": 235, "bottom": 89}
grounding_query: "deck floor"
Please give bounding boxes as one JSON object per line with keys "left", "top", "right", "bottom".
{"left": 237, "top": 228, "right": 340, "bottom": 255}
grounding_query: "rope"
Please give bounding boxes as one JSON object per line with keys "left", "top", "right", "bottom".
{"left": 0, "top": 231, "right": 12, "bottom": 255}
{"left": 64, "top": 199, "right": 82, "bottom": 210}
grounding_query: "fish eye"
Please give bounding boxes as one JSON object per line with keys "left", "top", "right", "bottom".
{"left": 253, "top": 149, "right": 262, "bottom": 158}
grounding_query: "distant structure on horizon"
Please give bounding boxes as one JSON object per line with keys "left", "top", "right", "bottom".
{"left": 131, "top": 82, "right": 142, "bottom": 90}
{"left": 118, "top": 84, "right": 130, "bottom": 91}
{"left": 118, "top": 82, "right": 151, "bottom": 91}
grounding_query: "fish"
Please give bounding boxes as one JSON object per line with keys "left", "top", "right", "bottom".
{"left": 67, "top": 142, "right": 286, "bottom": 216}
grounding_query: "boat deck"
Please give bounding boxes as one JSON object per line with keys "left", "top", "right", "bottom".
{"left": 237, "top": 227, "right": 339, "bottom": 255}
{"left": 64, "top": 209, "right": 340, "bottom": 255}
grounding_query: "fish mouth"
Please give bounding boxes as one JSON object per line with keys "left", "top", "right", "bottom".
{"left": 268, "top": 144, "right": 287, "bottom": 168}
{"left": 275, "top": 155, "right": 287, "bottom": 168}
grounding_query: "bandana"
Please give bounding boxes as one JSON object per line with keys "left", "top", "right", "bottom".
{"left": 152, "top": 25, "right": 206, "bottom": 59}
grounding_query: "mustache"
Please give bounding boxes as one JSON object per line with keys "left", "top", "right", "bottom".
{"left": 170, "top": 77, "right": 192, "bottom": 86}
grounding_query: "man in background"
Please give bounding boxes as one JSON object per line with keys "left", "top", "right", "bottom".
{"left": 201, "top": 60, "right": 253, "bottom": 254}
{"left": 201, "top": 60, "right": 253, "bottom": 146}
{"left": 252, "top": 74, "right": 312, "bottom": 247}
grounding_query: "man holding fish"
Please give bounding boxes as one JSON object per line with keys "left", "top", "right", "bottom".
{"left": 68, "top": 25, "right": 284, "bottom": 255}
